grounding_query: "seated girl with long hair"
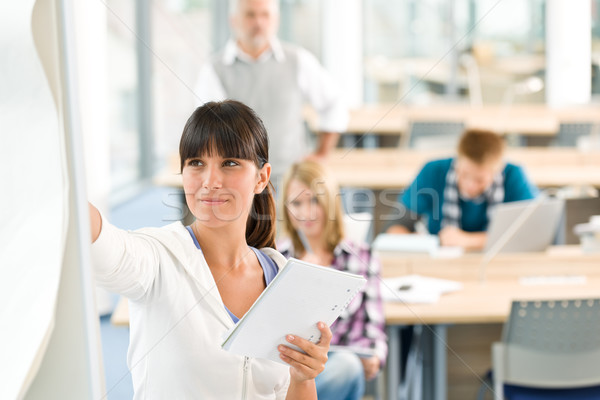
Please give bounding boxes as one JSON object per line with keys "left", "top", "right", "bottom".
{"left": 278, "top": 160, "right": 388, "bottom": 400}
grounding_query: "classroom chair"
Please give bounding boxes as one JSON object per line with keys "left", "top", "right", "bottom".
{"left": 481, "top": 298, "right": 600, "bottom": 400}
{"left": 404, "top": 121, "right": 465, "bottom": 150}
{"left": 553, "top": 122, "right": 595, "bottom": 147}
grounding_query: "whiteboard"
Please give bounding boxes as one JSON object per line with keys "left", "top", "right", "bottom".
{"left": 0, "top": 0, "right": 105, "bottom": 398}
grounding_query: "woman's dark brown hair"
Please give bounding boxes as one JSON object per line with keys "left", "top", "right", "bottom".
{"left": 179, "top": 100, "right": 276, "bottom": 249}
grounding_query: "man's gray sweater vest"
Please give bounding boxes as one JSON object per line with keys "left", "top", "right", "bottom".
{"left": 211, "top": 43, "right": 306, "bottom": 180}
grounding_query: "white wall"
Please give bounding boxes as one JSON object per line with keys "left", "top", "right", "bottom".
{"left": 546, "top": 0, "right": 592, "bottom": 106}
{"left": 321, "top": 0, "right": 363, "bottom": 107}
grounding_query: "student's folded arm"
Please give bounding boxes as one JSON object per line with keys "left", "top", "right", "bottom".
{"left": 439, "top": 226, "right": 487, "bottom": 251}
{"left": 465, "top": 231, "right": 488, "bottom": 251}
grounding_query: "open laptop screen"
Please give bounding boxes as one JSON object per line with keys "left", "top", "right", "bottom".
{"left": 484, "top": 196, "right": 565, "bottom": 253}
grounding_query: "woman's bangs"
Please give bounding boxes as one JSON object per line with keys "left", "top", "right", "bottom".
{"left": 184, "top": 121, "right": 256, "bottom": 162}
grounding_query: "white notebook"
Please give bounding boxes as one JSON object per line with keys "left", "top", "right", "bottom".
{"left": 221, "top": 258, "right": 367, "bottom": 364}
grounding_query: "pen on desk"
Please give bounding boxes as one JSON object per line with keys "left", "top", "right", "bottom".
{"left": 297, "top": 230, "right": 313, "bottom": 254}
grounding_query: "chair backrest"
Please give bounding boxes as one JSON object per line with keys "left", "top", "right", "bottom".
{"left": 340, "top": 188, "right": 376, "bottom": 215}
{"left": 554, "top": 122, "right": 594, "bottom": 147}
{"left": 405, "top": 121, "right": 465, "bottom": 149}
{"left": 496, "top": 298, "right": 600, "bottom": 389}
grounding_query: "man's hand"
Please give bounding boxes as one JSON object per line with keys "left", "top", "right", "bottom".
{"left": 438, "top": 226, "right": 487, "bottom": 251}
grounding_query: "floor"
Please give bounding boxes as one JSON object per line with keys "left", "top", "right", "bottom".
{"left": 100, "top": 313, "right": 133, "bottom": 399}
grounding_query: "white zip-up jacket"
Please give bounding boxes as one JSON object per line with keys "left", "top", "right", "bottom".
{"left": 91, "top": 218, "right": 290, "bottom": 399}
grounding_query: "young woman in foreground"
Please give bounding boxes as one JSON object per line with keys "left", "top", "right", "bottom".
{"left": 88, "top": 100, "right": 331, "bottom": 399}
{"left": 279, "top": 160, "right": 387, "bottom": 400}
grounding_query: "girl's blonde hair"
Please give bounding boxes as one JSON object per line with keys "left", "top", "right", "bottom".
{"left": 280, "top": 160, "right": 345, "bottom": 253}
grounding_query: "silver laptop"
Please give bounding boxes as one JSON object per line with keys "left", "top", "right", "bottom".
{"left": 484, "top": 196, "right": 565, "bottom": 253}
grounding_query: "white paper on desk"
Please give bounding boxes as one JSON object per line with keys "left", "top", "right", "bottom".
{"left": 222, "top": 258, "right": 367, "bottom": 364}
{"left": 380, "top": 275, "right": 463, "bottom": 304}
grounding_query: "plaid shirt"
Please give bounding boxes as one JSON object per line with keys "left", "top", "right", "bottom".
{"left": 278, "top": 239, "right": 388, "bottom": 364}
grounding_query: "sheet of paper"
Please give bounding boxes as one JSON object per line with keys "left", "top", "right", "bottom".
{"left": 222, "top": 258, "right": 367, "bottom": 364}
{"left": 380, "top": 275, "right": 463, "bottom": 304}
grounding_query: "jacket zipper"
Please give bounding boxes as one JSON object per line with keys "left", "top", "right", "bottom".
{"left": 241, "top": 356, "right": 249, "bottom": 400}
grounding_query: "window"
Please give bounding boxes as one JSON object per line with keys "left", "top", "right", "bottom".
{"left": 150, "top": 0, "right": 216, "bottom": 172}
{"left": 107, "top": 0, "right": 140, "bottom": 192}
{"left": 363, "top": 0, "right": 596, "bottom": 104}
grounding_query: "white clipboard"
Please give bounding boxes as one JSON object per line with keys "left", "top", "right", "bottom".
{"left": 222, "top": 258, "right": 367, "bottom": 364}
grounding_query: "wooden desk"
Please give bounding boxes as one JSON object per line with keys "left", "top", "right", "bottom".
{"left": 327, "top": 147, "right": 600, "bottom": 190}
{"left": 380, "top": 246, "right": 600, "bottom": 324}
{"left": 154, "top": 147, "right": 600, "bottom": 190}
{"left": 379, "top": 246, "right": 600, "bottom": 400}
{"left": 304, "top": 103, "right": 600, "bottom": 137}
{"left": 304, "top": 104, "right": 409, "bottom": 135}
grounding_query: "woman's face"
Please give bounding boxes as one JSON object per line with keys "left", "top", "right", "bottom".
{"left": 285, "top": 178, "right": 326, "bottom": 240}
{"left": 182, "top": 153, "right": 270, "bottom": 228}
